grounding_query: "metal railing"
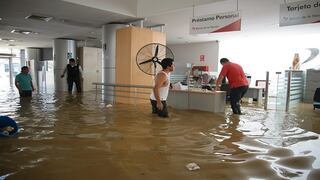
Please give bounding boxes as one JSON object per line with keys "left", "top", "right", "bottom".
{"left": 92, "top": 82, "right": 153, "bottom": 103}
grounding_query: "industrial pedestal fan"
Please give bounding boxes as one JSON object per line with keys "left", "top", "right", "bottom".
{"left": 136, "top": 43, "right": 174, "bottom": 76}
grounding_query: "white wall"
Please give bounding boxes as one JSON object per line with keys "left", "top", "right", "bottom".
{"left": 219, "top": 33, "right": 320, "bottom": 86}
{"left": 168, "top": 41, "right": 219, "bottom": 75}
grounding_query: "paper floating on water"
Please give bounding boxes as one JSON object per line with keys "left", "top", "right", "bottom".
{"left": 186, "top": 163, "right": 200, "bottom": 171}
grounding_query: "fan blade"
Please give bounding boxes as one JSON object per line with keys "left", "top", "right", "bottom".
{"left": 154, "top": 45, "right": 159, "bottom": 58}
{"left": 139, "top": 59, "right": 153, "bottom": 65}
{"left": 153, "top": 61, "right": 157, "bottom": 75}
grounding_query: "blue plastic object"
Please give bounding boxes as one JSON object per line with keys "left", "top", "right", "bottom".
{"left": 0, "top": 116, "right": 19, "bottom": 137}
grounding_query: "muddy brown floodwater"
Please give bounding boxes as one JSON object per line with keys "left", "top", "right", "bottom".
{"left": 1, "top": 89, "right": 320, "bottom": 180}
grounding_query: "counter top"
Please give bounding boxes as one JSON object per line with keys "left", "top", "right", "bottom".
{"left": 170, "top": 89, "right": 226, "bottom": 94}
{"left": 167, "top": 88, "right": 226, "bottom": 113}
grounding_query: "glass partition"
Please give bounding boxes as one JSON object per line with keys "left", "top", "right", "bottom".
{"left": 265, "top": 70, "right": 304, "bottom": 111}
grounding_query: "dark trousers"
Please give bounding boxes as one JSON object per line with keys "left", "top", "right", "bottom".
{"left": 19, "top": 90, "right": 32, "bottom": 97}
{"left": 230, "top": 85, "right": 248, "bottom": 114}
{"left": 67, "top": 78, "right": 81, "bottom": 93}
{"left": 150, "top": 99, "right": 169, "bottom": 117}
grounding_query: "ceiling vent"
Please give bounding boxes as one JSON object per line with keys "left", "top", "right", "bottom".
{"left": 25, "top": 14, "right": 53, "bottom": 22}
{"left": 0, "top": 53, "right": 16, "bottom": 57}
{"left": 86, "top": 36, "right": 97, "bottom": 40}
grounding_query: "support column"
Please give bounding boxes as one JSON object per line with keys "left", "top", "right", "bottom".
{"left": 26, "top": 48, "right": 41, "bottom": 89}
{"left": 102, "top": 24, "right": 126, "bottom": 103}
{"left": 8, "top": 57, "right": 13, "bottom": 87}
{"left": 20, "top": 49, "right": 26, "bottom": 66}
{"left": 53, "top": 39, "right": 76, "bottom": 91}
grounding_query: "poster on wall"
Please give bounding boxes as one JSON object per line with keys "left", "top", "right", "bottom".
{"left": 200, "top": 55, "right": 205, "bottom": 62}
{"left": 190, "top": 11, "right": 241, "bottom": 34}
{"left": 280, "top": 0, "right": 320, "bottom": 27}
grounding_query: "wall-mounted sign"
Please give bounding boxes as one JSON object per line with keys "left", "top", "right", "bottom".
{"left": 280, "top": 0, "right": 320, "bottom": 27}
{"left": 200, "top": 55, "right": 205, "bottom": 62}
{"left": 190, "top": 11, "right": 241, "bottom": 34}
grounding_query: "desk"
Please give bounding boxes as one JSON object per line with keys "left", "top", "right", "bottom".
{"left": 244, "top": 86, "right": 264, "bottom": 104}
{"left": 167, "top": 89, "right": 226, "bottom": 113}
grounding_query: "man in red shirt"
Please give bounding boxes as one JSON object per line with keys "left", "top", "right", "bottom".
{"left": 215, "top": 58, "right": 248, "bottom": 114}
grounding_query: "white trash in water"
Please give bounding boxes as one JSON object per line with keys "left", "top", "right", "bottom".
{"left": 106, "top": 104, "right": 113, "bottom": 108}
{"left": 186, "top": 163, "right": 200, "bottom": 171}
{"left": 248, "top": 98, "right": 253, "bottom": 104}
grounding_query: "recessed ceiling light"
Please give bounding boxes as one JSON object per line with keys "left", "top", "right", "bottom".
{"left": 25, "top": 14, "right": 53, "bottom": 22}
{"left": 0, "top": 38, "right": 2, "bottom": 40}
{"left": 0, "top": 18, "right": 2, "bottom": 21}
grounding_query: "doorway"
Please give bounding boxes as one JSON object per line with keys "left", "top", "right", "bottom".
{"left": 0, "top": 57, "right": 20, "bottom": 91}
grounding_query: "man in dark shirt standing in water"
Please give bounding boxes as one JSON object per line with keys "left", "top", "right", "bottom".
{"left": 61, "top": 58, "right": 83, "bottom": 93}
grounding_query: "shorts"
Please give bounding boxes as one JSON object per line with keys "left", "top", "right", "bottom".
{"left": 150, "top": 99, "right": 169, "bottom": 118}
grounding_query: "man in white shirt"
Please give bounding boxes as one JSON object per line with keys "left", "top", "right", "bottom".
{"left": 150, "top": 58, "right": 175, "bottom": 117}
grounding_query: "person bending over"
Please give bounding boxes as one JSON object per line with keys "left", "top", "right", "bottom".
{"left": 216, "top": 58, "right": 248, "bottom": 115}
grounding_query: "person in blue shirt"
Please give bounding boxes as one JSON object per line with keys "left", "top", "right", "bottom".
{"left": 15, "top": 66, "right": 35, "bottom": 97}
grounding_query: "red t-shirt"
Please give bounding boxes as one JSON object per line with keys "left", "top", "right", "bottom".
{"left": 219, "top": 62, "right": 248, "bottom": 88}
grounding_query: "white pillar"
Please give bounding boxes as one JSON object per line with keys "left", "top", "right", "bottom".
{"left": 26, "top": 48, "right": 41, "bottom": 89}
{"left": 20, "top": 49, "right": 26, "bottom": 66}
{"left": 53, "top": 39, "right": 76, "bottom": 91}
{"left": 9, "top": 57, "right": 13, "bottom": 87}
{"left": 102, "top": 24, "right": 126, "bottom": 103}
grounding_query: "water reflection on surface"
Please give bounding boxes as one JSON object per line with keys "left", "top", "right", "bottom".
{"left": 1, "top": 89, "right": 320, "bottom": 180}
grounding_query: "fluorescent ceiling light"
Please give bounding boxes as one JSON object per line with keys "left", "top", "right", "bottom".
{"left": 1, "top": 38, "right": 15, "bottom": 42}
{"left": 11, "top": 29, "right": 38, "bottom": 35}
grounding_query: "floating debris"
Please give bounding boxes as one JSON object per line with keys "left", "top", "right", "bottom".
{"left": 186, "top": 163, "right": 200, "bottom": 171}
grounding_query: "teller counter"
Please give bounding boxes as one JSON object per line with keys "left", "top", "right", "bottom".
{"left": 167, "top": 89, "right": 226, "bottom": 113}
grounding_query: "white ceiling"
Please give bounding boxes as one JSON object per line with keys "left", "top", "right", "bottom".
{"left": 0, "top": 0, "right": 319, "bottom": 48}
{"left": 0, "top": 0, "right": 138, "bottom": 48}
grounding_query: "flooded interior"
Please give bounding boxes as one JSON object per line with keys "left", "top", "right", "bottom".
{"left": 1, "top": 88, "right": 320, "bottom": 180}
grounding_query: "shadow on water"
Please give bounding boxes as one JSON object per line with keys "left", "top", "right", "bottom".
{"left": 0, "top": 89, "right": 320, "bottom": 180}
